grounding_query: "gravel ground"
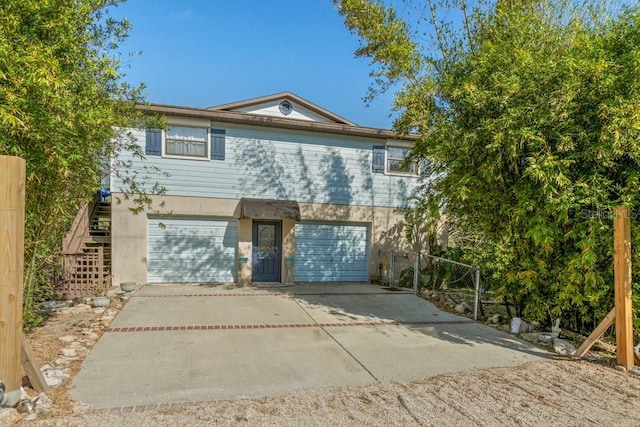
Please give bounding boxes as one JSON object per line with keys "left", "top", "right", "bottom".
{"left": 4, "top": 299, "right": 640, "bottom": 426}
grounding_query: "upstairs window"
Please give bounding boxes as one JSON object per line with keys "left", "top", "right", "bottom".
{"left": 165, "top": 125, "right": 208, "bottom": 158}
{"left": 386, "top": 146, "right": 418, "bottom": 175}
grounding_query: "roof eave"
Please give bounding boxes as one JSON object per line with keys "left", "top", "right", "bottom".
{"left": 208, "top": 92, "right": 357, "bottom": 126}
{"left": 137, "top": 103, "right": 417, "bottom": 141}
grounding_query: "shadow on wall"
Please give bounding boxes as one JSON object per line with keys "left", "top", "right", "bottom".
{"left": 294, "top": 223, "right": 369, "bottom": 282}
{"left": 235, "top": 139, "right": 357, "bottom": 222}
{"left": 235, "top": 139, "right": 291, "bottom": 200}
{"left": 148, "top": 220, "right": 237, "bottom": 283}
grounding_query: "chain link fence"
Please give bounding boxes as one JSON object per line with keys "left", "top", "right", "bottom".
{"left": 379, "top": 250, "right": 481, "bottom": 319}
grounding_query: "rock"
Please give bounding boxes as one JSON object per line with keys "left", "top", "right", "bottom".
{"left": 487, "top": 314, "right": 502, "bottom": 324}
{"left": 615, "top": 365, "right": 627, "bottom": 373}
{"left": 455, "top": 303, "right": 470, "bottom": 314}
{"left": 60, "top": 348, "right": 76, "bottom": 358}
{"left": 58, "top": 335, "right": 76, "bottom": 344}
{"left": 35, "top": 393, "right": 52, "bottom": 414}
{"left": 530, "top": 320, "right": 541, "bottom": 330}
{"left": 81, "top": 331, "right": 99, "bottom": 341}
{"left": 54, "top": 356, "right": 77, "bottom": 366}
{"left": 75, "top": 303, "right": 93, "bottom": 312}
{"left": 446, "top": 298, "right": 457, "bottom": 309}
{"left": 511, "top": 317, "right": 533, "bottom": 333}
{"left": 630, "top": 367, "right": 640, "bottom": 377}
{"left": 519, "top": 332, "right": 539, "bottom": 343}
{"left": 42, "top": 368, "right": 69, "bottom": 387}
{"left": 553, "top": 338, "right": 576, "bottom": 356}
{"left": 551, "top": 319, "right": 561, "bottom": 338}
{"left": 42, "top": 301, "right": 56, "bottom": 310}
{"left": 538, "top": 332, "right": 554, "bottom": 344}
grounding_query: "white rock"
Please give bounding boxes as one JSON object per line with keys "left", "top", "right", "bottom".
{"left": 455, "top": 303, "right": 470, "bottom": 314}
{"left": 81, "top": 331, "right": 99, "bottom": 340}
{"left": 615, "top": 365, "right": 627, "bottom": 373}
{"left": 553, "top": 338, "right": 576, "bottom": 356}
{"left": 54, "top": 356, "right": 77, "bottom": 366}
{"left": 551, "top": 319, "right": 561, "bottom": 338}
{"left": 42, "top": 369, "right": 69, "bottom": 387}
{"left": 60, "top": 348, "right": 76, "bottom": 358}
{"left": 58, "top": 335, "right": 76, "bottom": 343}
{"left": 75, "top": 303, "right": 93, "bottom": 312}
{"left": 538, "top": 332, "right": 554, "bottom": 344}
{"left": 35, "top": 393, "right": 52, "bottom": 414}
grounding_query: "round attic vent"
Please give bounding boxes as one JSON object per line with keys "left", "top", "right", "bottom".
{"left": 279, "top": 100, "right": 293, "bottom": 116}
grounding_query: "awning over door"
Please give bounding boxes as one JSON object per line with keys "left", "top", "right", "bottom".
{"left": 238, "top": 198, "right": 301, "bottom": 222}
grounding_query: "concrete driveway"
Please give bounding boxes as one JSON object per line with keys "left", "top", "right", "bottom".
{"left": 71, "top": 283, "right": 548, "bottom": 410}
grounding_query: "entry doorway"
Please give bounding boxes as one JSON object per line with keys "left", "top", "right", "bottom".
{"left": 252, "top": 221, "right": 282, "bottom": 282}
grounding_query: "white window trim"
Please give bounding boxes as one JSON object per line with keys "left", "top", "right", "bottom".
{"left": 162, "top": 126, "right": 211, "bottom": 161}
{"left": 385, "top": 143, "right": 419, "bottom": 176}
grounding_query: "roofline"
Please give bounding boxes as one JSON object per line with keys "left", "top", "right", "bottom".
{"left": 208, "top": 92, "right": 357, "bottom": 126}
{"left": 138, "top": 103, "right": 417, "bottom": 141}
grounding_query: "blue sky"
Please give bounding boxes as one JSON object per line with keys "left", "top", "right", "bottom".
{"left": 109, "top": 0, "right": 398, "bottom": 129}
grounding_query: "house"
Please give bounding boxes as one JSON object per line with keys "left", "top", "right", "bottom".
{"left": 108, "top": 92, "right": 420, "bottom": 287}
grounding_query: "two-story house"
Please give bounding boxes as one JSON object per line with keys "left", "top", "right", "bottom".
{"left": 110, "top": 92, "right": 419, "bottom": 287}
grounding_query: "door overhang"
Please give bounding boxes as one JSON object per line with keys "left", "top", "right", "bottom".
{"left": 238, "top": 198, "right": 301, "bottom": 222}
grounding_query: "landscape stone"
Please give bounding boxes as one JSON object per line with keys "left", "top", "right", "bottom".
{"left": 537, "top": 332, "right": 554, "bottom": 344}
{"left": 455, "top": 303, "right": 470, "bottom": 314}
{"left": 519, "top": 332, "right": 539, "bottom": 343}
{"left": 553, "top": 338, "right": 576, "bottom": 356}
{"left": 35, "top": 393, "right": 52, "bottom": 414}
{"left": 58, "top": 335, "right": 76, "bottom": 344}
{"left": 60, "top": 348, "right": 77, "bottom": 358}
{"left": 42, "top": 368, "right": 69, "bottom": 387}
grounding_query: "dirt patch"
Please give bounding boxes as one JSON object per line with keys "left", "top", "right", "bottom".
{"left": 2, "top": 297, "right": 125, "bottom": 425}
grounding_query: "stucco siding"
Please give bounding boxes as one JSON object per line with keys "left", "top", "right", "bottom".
{"left": 111, "top": 126, "right": 418, "bottom": 208}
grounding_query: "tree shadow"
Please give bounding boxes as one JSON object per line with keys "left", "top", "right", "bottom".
{"left": 258, "top": 283, "right": 552, "bottom": 359}
{"left": 148, "top": 219, "right": 237, "bottom": 283}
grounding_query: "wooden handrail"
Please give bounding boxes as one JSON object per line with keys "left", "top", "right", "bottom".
{"left": 62, "top": 192, "right": 101, "bottom": 254}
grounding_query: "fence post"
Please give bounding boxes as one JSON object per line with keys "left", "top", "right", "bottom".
{"left": 414, "top": 252, "right": 420, "bottom": 295}
{"left": 473, "top": 268, "right": 480, "bottom": 320}
{"left": 613, "top": 205, "right": 633, "bottom": 370}
{"left": 390, "top": 250, "right": 395, "bottom": 287}
{"left": 0, "top": 156, "right": 26, "bottom": 391}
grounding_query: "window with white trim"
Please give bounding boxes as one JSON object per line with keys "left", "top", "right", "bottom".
{"left": 387, "top": 146, "right": 418, "bottom": 175}
{"left": 165, "top": 125, "right": 208, "bottom": 158}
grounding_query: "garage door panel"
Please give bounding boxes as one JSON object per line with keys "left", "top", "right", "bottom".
{"left": 147, "top": 217, "right": 237, "bottom": 283}
{"left": 294, "top": 223, "right": 368, "bottom": 282}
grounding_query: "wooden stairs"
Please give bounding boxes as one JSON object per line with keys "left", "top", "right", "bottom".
{"left": 60, "top": 192, "right": 111, "bottom": 299}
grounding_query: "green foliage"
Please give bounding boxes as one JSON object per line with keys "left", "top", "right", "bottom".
{"left": 337, "top": 0, "right": 640, "bottom": 333}
{"left": 0, "top": 0, "right": 159, "bottom": 330}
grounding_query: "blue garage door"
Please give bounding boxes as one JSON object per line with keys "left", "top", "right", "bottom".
{"left": 147, "top": 217, "right": 237, "bottom": 283}
{"left": 294, "top": 223, "right": 369, "bottom": 282}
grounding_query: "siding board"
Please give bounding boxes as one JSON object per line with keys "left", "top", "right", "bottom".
{"left": 113, "top": 126, "right": 418, "bottom": 208}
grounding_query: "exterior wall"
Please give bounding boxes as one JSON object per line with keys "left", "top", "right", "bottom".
{"left": 111, "top": 125, "right": 419, "bottom": 209}
{"left": 281, "top": 219, "right": 296, "bottom": 284}
{"left": 237, "top": 218, "right": 252, "bottom": 286}
{"left": 234, "top": 101, "right": 333, "bottom": 123}
{"left": 111, "top": 195, "right": 411, "bottom": 286}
